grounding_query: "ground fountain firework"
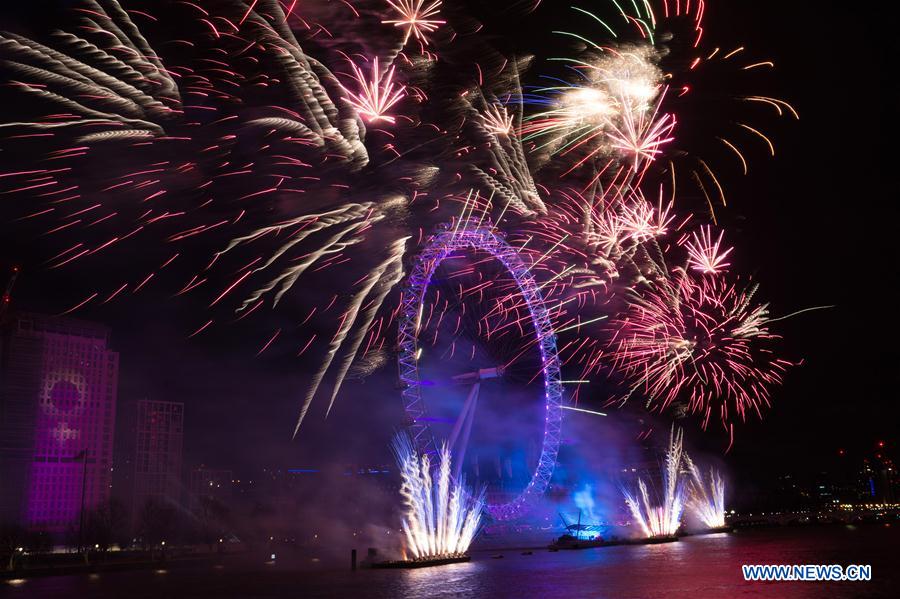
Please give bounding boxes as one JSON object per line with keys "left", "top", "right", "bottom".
{"left": 623, "top": 427, "right": 685, "bottom": 539}
{"left": 390, "top": 432, "right": 485, "bottom": 562}
{"left": 684, "top": 455, "right": 726, "bottom": 530}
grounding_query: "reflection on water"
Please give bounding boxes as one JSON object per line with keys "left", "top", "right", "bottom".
{"left": 7, "top": 525, "right": 897, "bottom": 598}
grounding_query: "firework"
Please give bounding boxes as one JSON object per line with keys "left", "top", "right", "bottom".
{"left": 522, "top": 45, "right": 673, "bottom": 175}
{"left": 382, "top": 0, "right": 446, "bottom": 46}
{"left": 0, "top": 0, "right": 798, "bottom": 441}
{"left": 519, "top": 1, "right": 796, "bottom": 214}
{"left": 481, "top": 104, "right": 515, "bottom": 137}
{"left": 616, "top": 190, "right": 674, "bottom": 243}
{"left": 392, "top": 432, "right": 485, "bottom": 560}
{"left": 300, "top": 236, "right": 410, "bottom": 431}
{"left": 623, "top": 427, "right": 685, "bottom": 538}
{"left": 610, "top": 270, "right": 790, "bottom": 431}
{"left": 684, "top": 226, "right": 733, "bottom": 274}
{"left": 341, "top": 58, "right": 407, "bottom": 124}
{"left": 684, "top": 454, "right": 726, "bottom": 529}
{"left": 469, "top": 75, "right": 547, "bottom": 216}
{"left": 0, "top": 1, "right": 417, "bottom": 432}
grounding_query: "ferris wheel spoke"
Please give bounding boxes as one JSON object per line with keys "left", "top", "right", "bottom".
{"left": 449, "top": 383, "right": 479, "bottom": 481}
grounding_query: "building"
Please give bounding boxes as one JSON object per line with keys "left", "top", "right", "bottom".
{"left": 132, "top": 399, "right": 184, "bottom": 522}
{"left": 0, "top": 313, "right": 118, "bottom": 534}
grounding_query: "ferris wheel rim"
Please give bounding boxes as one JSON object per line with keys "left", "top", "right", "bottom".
{"left": 397, "top": 219, "right": 563, "bottom": 521}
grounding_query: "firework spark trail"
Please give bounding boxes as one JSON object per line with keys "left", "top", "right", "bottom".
{"left": 394, "top": 431, "right": 428, "bottom": 556}
{"left": 295, "top": 236, "right": 410, "bottom": 433}
{"left": 623, "top": 426, "right": 685, "bottom": 538}
{"left": 0, "top": 1, "right": 178, "bottom": 140}
{"left": 683, "top": 453, "right": 726, "bottom": 528}
{"left": 606, "top": 99, "right": 676, "bottom": 171}
{"left": 616, "top": 190, "right": 674, "bottom": 243}
{"left": 470, "top": 67, "right": 547, "bottom": 217}
{"left": 392, "top": 432, "right": 484, "bottom": 560}
{"left": 519, "top": 184, "right": 674, "bottom": 298}
{"left": 216, "top": 203, "right": 380, "bottom": 309}
{"left": 0, "top": 0, "right": 384, "bottom": 295}
{"left": 240, "top": 0, "right": 368, "bottom": 166}
{"left": 372, "top": 0, "right": 445, "bottom": 75}
{"left": 1, "top": 0, "right": 367, "bottom": 164}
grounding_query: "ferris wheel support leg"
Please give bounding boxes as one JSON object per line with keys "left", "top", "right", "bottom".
{"left": 452, "top": 384, "right": 480, "bottom": 480}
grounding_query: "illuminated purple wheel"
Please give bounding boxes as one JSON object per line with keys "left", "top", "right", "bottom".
{"left": 397, "top": 219, "right": 563, "bottom": 521}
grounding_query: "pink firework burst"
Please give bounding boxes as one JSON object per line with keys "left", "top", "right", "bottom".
{"left": 481, "top": 103, "right": 514, "bottom": 136}
{"left": 382, "top": 0, "right": 446, "bottom": 45}
{"left": 617, "top": 193, "right": 674, "bottom": 243}
{"left": 610, "top": 271, "right": 791, "bottom": 429}
{"left": 342, "top": 58, "right": 406, "bottom": 124}
{"left": 607, "top": 103, "right": 676, "bottom": 172}
{"left": 683, "top": 226, "right": 733, "bottom": 274}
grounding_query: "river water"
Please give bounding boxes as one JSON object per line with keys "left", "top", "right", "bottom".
{"left": 5, "top": 524, "right": 897, "bottom": 598}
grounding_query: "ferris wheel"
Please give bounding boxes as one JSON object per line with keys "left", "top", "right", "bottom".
{"left": 397, "top": 219, "right": 563, "bottom": 521}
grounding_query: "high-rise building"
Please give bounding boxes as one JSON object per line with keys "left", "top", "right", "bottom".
{"left": 0, "top": 313, "right": 118, "bottom": 534}
{"left": 132, "top": 400, "right": 184, "bottom": 520}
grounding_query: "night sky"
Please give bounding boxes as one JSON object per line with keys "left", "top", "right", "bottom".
{"left": 1, "top": 1, "right": 897, "bottom": 493}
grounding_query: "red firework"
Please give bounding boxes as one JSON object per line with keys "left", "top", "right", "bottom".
{"left": 609, "top": 270, "right": 792, "bottom": 430}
